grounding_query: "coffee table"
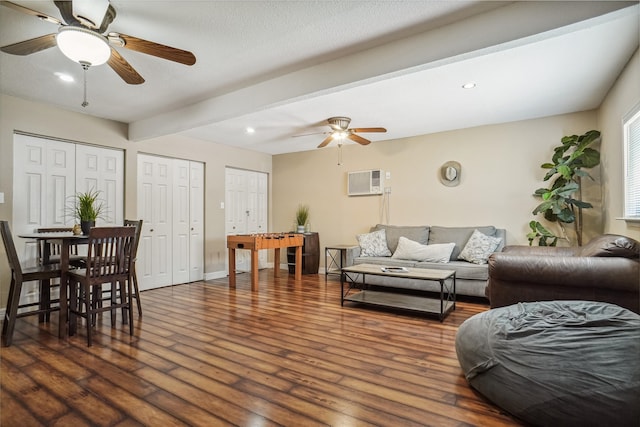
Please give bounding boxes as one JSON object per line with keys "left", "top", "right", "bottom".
{"left": 341, "top": 263, "right": 456, "bottom": 321}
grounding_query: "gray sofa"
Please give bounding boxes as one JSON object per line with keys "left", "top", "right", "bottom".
{"left": 344, "top": 224, "right": 506, "bottom": 298}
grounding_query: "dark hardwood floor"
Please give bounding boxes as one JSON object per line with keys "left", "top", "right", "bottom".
{"left": 1, "top": 271, "right": 523, "bottom": 426}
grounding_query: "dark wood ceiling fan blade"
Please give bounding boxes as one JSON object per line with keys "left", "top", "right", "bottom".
{"left": 348, "top": 133, "right": 371, "bottom": 145}
{"left": 318, "top": 134, "right": 335, "bottom": 148}
{"left": 351, "top": 127, "right": 387, "bottom": 133}
{"left": 116, "top": 33, "right": 196, "bottom": 66}
{"left": 107, "top": 49, "right": 145, "bottom": 85}
{"left": 1, "top": 1, "right": 62, "bottom": 25}
{"left": 1, "top": 34, "right": 57, "bottom": 56}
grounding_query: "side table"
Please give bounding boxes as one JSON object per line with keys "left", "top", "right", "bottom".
{"left": 325, "top": 244, "right": 355, "bottom": 279}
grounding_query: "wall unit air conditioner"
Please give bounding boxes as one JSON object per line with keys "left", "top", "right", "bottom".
{"left": 347, "top": 169, "right": 384, "bottom": 196}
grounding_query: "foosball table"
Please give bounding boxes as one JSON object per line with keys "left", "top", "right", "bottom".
{"left": 226, "top": 233, "right": 304, "bottom": 291}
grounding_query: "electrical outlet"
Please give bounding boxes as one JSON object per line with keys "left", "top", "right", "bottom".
{"left": 220, "top": 201, "right": 225, "bottom": 209}
{"left": 385, "top": 171, "right": 391, "bottom": 179}
{"left": 385, "top": 187, "right": 391, "bottom": 193}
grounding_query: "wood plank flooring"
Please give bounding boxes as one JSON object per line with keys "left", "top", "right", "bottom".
{"left": 1, "top": 271, "right": 523, "bottom": 426}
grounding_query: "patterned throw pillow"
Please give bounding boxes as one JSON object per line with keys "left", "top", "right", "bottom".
{"left": 356, "top": 229, "right": 392, "bottom": 257}
{"left": 458, "top": 229, "right": 503, "bottom": 264}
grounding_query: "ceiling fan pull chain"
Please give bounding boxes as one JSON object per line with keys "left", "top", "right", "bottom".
{"left": 81, "top": 61, "right": 89, "bottom": 108}
{"left": 337, "top": 143, "right": 343, "bottom": 166}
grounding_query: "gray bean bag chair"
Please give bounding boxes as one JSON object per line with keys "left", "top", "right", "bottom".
{"left": 455, "top": 301, "right": 640, "bottom": 427}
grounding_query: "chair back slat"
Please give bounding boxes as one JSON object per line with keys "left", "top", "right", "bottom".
{"left": 0, "top": 221, "right": 23, "bottom": 278}
{"left": 85, "top": 227, "right": 135, "bottom": 280}
{"left": 124, "top": 219, "right": 143, "bottom": 260}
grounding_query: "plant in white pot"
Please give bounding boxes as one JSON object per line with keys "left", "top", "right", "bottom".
{"left": 295, "top": 204, "right": 309, "bottom": 233}
{"left": 70, "top": 189, "right": 106, "bottom": 235}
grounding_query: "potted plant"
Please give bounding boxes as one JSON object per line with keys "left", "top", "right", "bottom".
{"left": 527, "top": 130, "right": 601, "bottom": 246}
{"left": 295, "top": 204, "right": 310, "bottom": 233}
{"left": 70, "top": 189, "right": 106, "bottom": 235}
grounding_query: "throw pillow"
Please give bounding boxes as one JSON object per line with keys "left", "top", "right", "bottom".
{"left": 391, "top": 236, "right": 455, "bottom": 263}
{"left": 357, "top": 229, "right": 392, "bottom": 257}
{"left": 458, "top": 229, "right": 502, "bottom": 264}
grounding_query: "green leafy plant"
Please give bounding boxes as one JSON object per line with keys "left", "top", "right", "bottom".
{"left": 295, "top": 204, "right": 310, "bottom": 227}
{"left": 70, "top": 189, "right": 106, "bottom": 222}
{"left": 528, "top": 130, "right": 600, "bottom": 246}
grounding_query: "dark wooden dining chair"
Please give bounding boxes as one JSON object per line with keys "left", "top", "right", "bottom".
{"left": 36, "top": 227, "right": 85, "bottom": 268}
{"left": 124, "top": 219, "right": 143, "bottom": 317}
{"left": 67, "top": 226, "right": 136, "bottom": 346}
{"left": 0, "top": 220, "right": 62, "bottom": 347}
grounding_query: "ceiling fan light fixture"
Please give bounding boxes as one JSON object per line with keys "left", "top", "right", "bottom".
{"left": 334, "top": 130, "right": 348, "bottom": 140}
{"left": 56, "top": 26, "right": 111, "bottom": 66}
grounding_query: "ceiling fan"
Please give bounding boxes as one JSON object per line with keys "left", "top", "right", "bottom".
{"left": 313, "top": 117, "right": 387, "bottom": 148}
{"left": 0, "top": 0, "right": 196, "bottom": 85}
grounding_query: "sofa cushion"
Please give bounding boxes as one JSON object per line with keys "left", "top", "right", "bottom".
{"left": 391, "top": 237, "right": 455, "bottom": 263}
{"left": 429, "top": 226, "right": 497, "bottom": 261}
{"left": 458, "top": 229, "right": 503, "bottom": 264}
{"left": 356, "top": 229, "right": 392, "bottom": 257}
{"left": 580, "top": 234, "right": 640, "bottom": 259}
{"left": 371, "top": 224, "right": 429, "bottom": 253}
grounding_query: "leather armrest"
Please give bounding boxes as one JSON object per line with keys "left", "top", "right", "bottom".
{"left": 501, "top": 245, "right": 578, "bottom": 257}
{"left": 488, "top": 253, "right": 639, "bottom": 292}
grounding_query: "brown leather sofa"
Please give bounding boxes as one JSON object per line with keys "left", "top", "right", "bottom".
{"left": 486, "top": 234, "right": 640, "bottom": 313}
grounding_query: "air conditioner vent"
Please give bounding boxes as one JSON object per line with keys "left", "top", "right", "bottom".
{"left": 348, "top": 169, "right": 384, "bottom": 196}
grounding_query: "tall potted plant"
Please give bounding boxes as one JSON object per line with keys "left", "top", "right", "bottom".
{"left": 70, "top": 189, "right": 106, "bottom": 235}
{"left": 295, "top": 204, "right": 310, "bottom": 233}
{"left": 527, "top": 130, "right": 601, "bottom": 246}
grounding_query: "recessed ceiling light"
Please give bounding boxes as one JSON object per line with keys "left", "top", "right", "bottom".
{"left": 462, "top": 82, "right": 476, "bottom": 89}
{"left": 55, "top": 72, "right": 74, "bottom": 82}
{"left": 246, "top": 127, "right": 255, "bottom": 134}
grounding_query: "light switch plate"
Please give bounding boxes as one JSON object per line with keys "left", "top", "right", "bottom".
{"left": 0, "top": 192, "right": 4, "bottom": 204}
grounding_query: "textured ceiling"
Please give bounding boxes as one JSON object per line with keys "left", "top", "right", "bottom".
{"left": 1, "top": 1, "right": 638, "bottom": 154}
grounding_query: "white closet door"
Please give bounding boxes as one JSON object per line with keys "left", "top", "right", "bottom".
{"left": 256, "top": 172, "right": 268, "bottom": 268}
{"left": 13, "top": 134, "right": 75, "bottom": 262}
{"left": 172, "top": 159, "right": 191, "bottom": 284}
{"left": 225, "top": 167, "right": 250, "bottom": 271}
{"left": 137, "top": 154, "right": 173, "bottom": 290}
{"left": 225, "top": 168, "right": 268, "bottom": 272}
{"left": 189, "top": 161, "right": 204, "bottom": 282}
{"left": 75, "top": 144, "right": 124, "bottom": 226}
{"left": 137, "top": 155, "right": 204, "bottom": 288}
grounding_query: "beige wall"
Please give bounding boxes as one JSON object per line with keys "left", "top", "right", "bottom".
{"left": 273, "top": 112, "right": 602, "bottom": 255}
{"left": 0, "top": 94, "right": 272, "bottom": 307}
{"left": 598, "top": 48, "right": 640, "bottom": 241}
{"left": 273, "top": 49, "right": 640, "bottom": 258}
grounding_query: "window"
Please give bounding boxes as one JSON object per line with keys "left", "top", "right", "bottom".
{"left": 624, "top": 103, "right": 640, "bottom": 220}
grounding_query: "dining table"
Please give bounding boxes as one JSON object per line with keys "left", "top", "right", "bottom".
{"left": 18, "top": 232, "right": 88, "bottom": 339}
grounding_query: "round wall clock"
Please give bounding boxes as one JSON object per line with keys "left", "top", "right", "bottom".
{"left": 439, "top": 161, "right": 461, "bottom": 186}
